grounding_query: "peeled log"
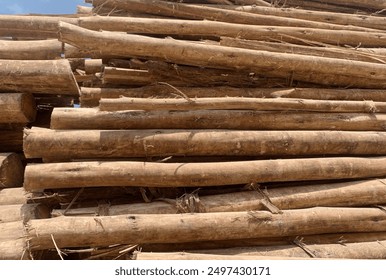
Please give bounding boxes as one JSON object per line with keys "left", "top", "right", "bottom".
{"left": 0, "top": 240, "right": 29, "bottom": 260}
{"left": 141, "top": 232, "right": 386, "bottom": 252}
{"left": 0, "top": 39, "right": 62, "bottom": 60}
{"left": 220, "top": 38, "right": 386, "bottom": 64}
{"left": 0, "top": 188, "right": 29, "bottom": 205}
{"left": 50, "top": 108, "right": 386, "bottom": 131}
{"left": 51, "top": 179, "right": 386, "bottom": 216}
{"left": 0, "top": 153, "right": 24, "bottom": 188}
{"left": 23, "top": 157, "right": 386, "bottom": 190}
{"left": 140, "top": 241, "right": 386, "bottom": 259}
{"left": 311, "top": 0, "right": 386, "bottom": 10}
{"left": 0, "top": 60, "right": 79, "bottom": 95}
{"left": 0, "top": 204, "right": 48, "bottom": 223}
{"left": 78, "top": 14, "right": 375, "bottom": 37}
{"left": 88, "top": 0, "right": 373, "bottom": 31}
{"left": 0, "top": 15, "right": 77, "bottom": 39}
{"left": 81, "top": 86, "right": 386, "bottom": 105}
{"left": 99, "top": 97, "right": 386, "bottom": 113}
{"left": 233, "top": 5, "right": 386, "bottom": 31}
{"left": 58, "top": 22, "right": 386, "bottom": 88}
{"left": 0, "top": 93, "right": 36, "bottom": 123}
{"left": 27, "top": 207, "right": 386, "bottom": 250}
{"left": 23, "top": 129, "right": 386, "bottom": 159}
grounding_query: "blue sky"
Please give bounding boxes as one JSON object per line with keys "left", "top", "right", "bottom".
{"left": 0, "top": 0, "right": 91, "bottom": 15}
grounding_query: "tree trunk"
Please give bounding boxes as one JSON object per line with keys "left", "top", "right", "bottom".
{"left": 0, "top": 153, "right": 24, "bottom": 188}
{"left": 0, "top": 60, "right": 79, "bottom": 95}
{"left": 88, "top": 0, "right": 373, "bottom": 31}
{"left": 0, "top": 188, "right": 29, "bottom": 205}
{"left": 23, "top": 157, "right": 386, "bottom": 190}
{"left": 85, "top": 59, "right": 103, "bottom": 74}
{"left": 77, "top": 15, "right": 386, "bottom": 45}
{"left": 27, "top": 207, "right": 386, "bottom": 250}
{"left": 80, "top": 86, "right": 386, "bottom": 106}
{"left": 220, "top": 37, "right": 386, "bottom": 64}
{"left": 233, "top": 5, "right": 386, "bottom": 31}
{"left": 50, "top": 108, "right": 386, "bottom": 131}
{"left": 102, "top": 67, "right": 153, "bottom": 86}
{"left": 0, "top": 204, "right": 49, "bottom": 223}
{"left": 140, "top": 232, "right": 386, "bottom": 252}
{"left": 99, "top": 96, "right": 386, "bottom": 113}
{"left": 0, "top": 15, "right": 77, "bottom": 39}
{"left": 0, "top": 39, "right": 63, "bottom": 60}
{"left": 23, "top": 129, "right": 386, "bottom": 159}
{"left": 0, "top": 240, "right": 29, "bottom": 260}
{"left": 138, "top": 240, "right": 386, "bottom": 259}
{"left": 58, "top": 22, "right": 386, "bottom": 88}
{"left": 278, "top": 0, "right": 372, "bottom": 13}
{"left": 0, "top": 93, "right": 36, "bottom": 123}
{"left": 312, "top": 0, "right": 386, "bottom": 10}
{"left": 51, "top": 178, "right": 386, "bottom": 217}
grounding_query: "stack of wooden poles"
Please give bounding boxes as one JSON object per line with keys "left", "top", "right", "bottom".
{"left": 3, "top": 0, "right": 386, "bottom": 259}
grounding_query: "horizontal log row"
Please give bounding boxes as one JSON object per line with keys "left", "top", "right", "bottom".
{"left": 58, "top": 22, "right": 386, "bottom": 88}
{"left": 51, "top": 178, "right": 386, "bottom": 216}
{"left": 80, "top": 86, "right": 386, "bottom": 107}
{"left": 23, "top": 129, "right": 386, "bottom": 159}
{"left": 50, "top": 108, "right": 386, "bottom": 131}
{"left": 99, "top": 97, "right": 386, "bottom": 113}
{"left": 137, "top": 240, "right": 386, "bottom": 259}
{"left": 0, "top": 60, "right": 79, "bottom": 95}
{"left": 27, "top": 207, "right": 386, "bottom": 250}
{"left": 23, "top": 157, "right": 386, "bottom": 190}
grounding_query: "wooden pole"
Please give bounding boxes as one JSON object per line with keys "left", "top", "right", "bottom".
{"left": 311, "top": 0, "right": 386, "bottom": 10}
{"left": 0, "top": 188, "right": 30, "bottom": 205}
{"left": 138, "top": 240, "right": 386, "bottom": 259}
{"left": 85, "top": 59, "right": 103, "bottom": 74}
{"left": 23, "top": 129, "right": 386, "bottom": 159}
{"left": 77, "top": 16, "right": 386, "bottom": 46}
{"left": 140, "top": 232, "right": 386, "bottom": 252}
{"left": 50, "top": 108, "right": 386, "bottom": 131}
{"left": 0, "top": 15, "right": 77, "bottom": 39}
{"left": 220, "top": 37, "right": 386, "bottom": 64}
{"left": 0, "top": 153, "right": 24, "bottom": 188}
{"left": 277, "top": 0, "right": 373, "bottom": 13}
{"left": 27, "top": 207, "right": 386, "bottom": 250}
{"left": 0, "top": 93, "right": 36, "bottom": 123}
{"left": 23, "top": 157, "right": 386, "bottom": 190}
{"left": 99, "top": 97, "right": 386, "bottom": 113}
{"left": 51, "top": 179, "right": 386, "bottom": 216}
{"left": 88, "top": 0, "right": 374, "bottom": 31}
{"left": 0, "top": 60, "right": 79, "bottom": 95}
{"left": 0, "top": 39, "right": 63, "bottom": 60}
{"left": 102, "top": 67, "right": 153, "bottom": 86}
{"left": 58, "top": 22, "right": 386, "bottom": 88}
{"left": 0, "top": 204, "right": 48, "bottom": 223}
{"left": 233, "top": 5, "right": 386, "bottom": 31}
{"left": 0, "top": 240, "right": 29, "bottom": 260}
{"left": 80, "top": 86, "right": 386, "bottom": 106}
